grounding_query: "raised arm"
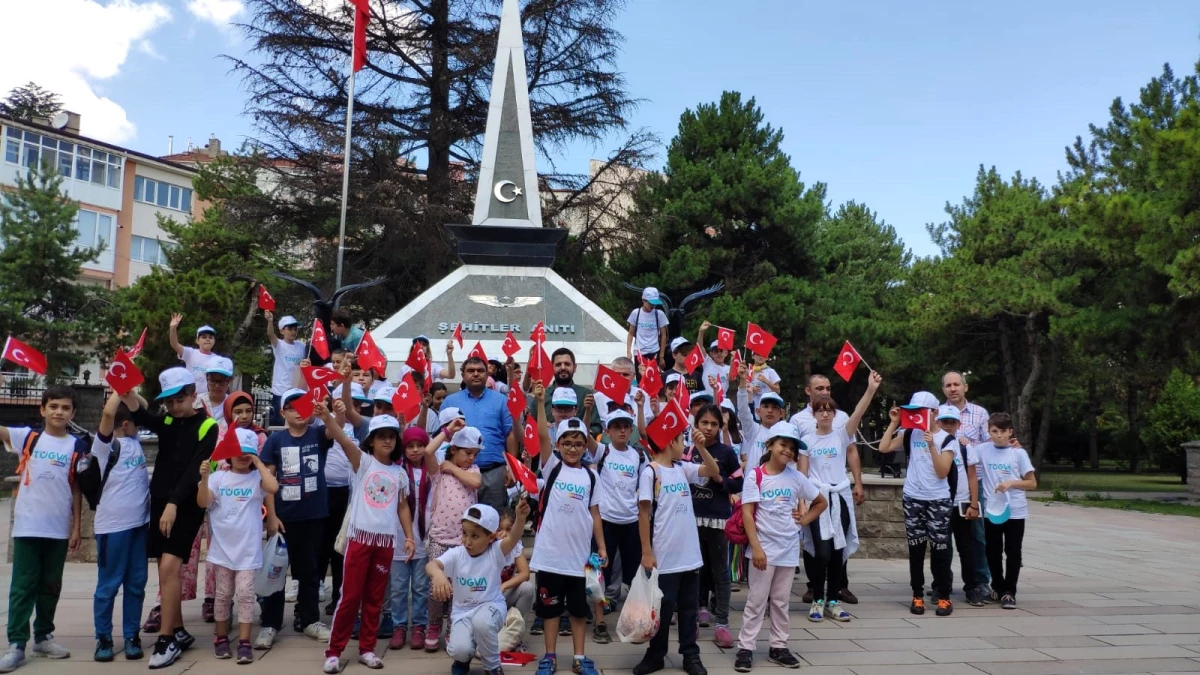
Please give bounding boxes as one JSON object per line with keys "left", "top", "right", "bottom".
{"left": 501, "top": 499, "right": 530, "bottom": 557}
{"left": 251, "top": 454, "right": 279, "bottom": 494}
{"left": 845, "top": 371, "right": 882, "bottom": 438}
{"left": 443, "top": 341, "right": 457, "bottom": 380}
{"left": 98, "top": 391, "right": 121, "bottom": 438}
{"left": 197, "top": 460, "right": 214, "bottom": 508}
{"left": 877, "top": 408, "right": 901, "bottom": 454}
{"left": 169, "top": 313, "right": 185, "bottom": 358}
{"left": 265, "top": 310, "right": 279, "bottom": 347}
{"left": 317, "top": 403, "right": 362, "bottom": 472}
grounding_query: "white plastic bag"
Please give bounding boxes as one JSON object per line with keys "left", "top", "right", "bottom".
{"left": 497, "top": 607, "right": 525, "bottom": 653}
{"left": 333, "top": 505, "right": 352, "bottom": 555}
{"left": 255, "top": 533, "right": 289, "bottom": 597}
{"left": 615, "top": 567, "right": 662, "bottom": 644}
{"left": 584, "top": 552, "right": 605, "bottom": 603}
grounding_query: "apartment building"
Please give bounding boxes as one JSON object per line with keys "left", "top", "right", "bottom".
{"left": 0, "top": 112, "right": 198, "bottom": 288}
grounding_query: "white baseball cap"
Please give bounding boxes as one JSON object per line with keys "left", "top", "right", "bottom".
{"left": 438, "top": 406, "right": 466, "bottom": 427}
{"left": 555, "top": 417, "right": 588, "bottom": 440}
{"left": 234, "top": 428, "right": 260, "bottom": 456}
{"left": 665, "top": 373, "right": 683, "bottom": 386}
{"left": 204, "top": 356, "right": 234, "bottom": 377}
{"left": 759, "top": 392, "right": 785, "bottom": 407}
{"left": 902, "top": 391, "right": 940, "bottom": 410}
{"left": 765, "top": 422, "right": 806, "bottom": 451}
{"left": 453, "top": 426, "right": 484, "bottom": 450}
{"left": 709, "top": 340, "right": 722, "bottom": 350}
{"left": 372, "top": 386, "right": 397, "bottom": 404}
{"left": 156, "top": 367, "right": 194, "bottom": 400}
{"left": 367, "top": 414, "right": 401, "bottom": 437}
{"left": 670, "top": 337, "right": 691, "bottom": 353}
{"left": 690, "top": 391, "right": 713, "bottom": 404}
{"left": 196, "top": 325, "right": 216, "bottom": 336}
{"left": 551, "top": 387, "right": 578, "bottom": 407}
{"left": 278, "top": 315, "right": 299, "bottom": 330}
{"left": 720, "top": 398, "right": 736, "bottom": 413}
{"left": 641, "top": 287, "right": 663, "bottom": 306}
{"left": 462, "top": 504, "right": 500, "bottom": 534}
{"left": 936, "top": 404, "right": 961, "bottom": 422}
{"left": 605, "top": 410, "right": 635, "bottom": 427}
{"left": 280, "top": 387, "right": 308, "bottom": 407}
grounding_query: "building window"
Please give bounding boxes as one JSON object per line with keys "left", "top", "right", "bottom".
{"left": 2, "top": 126, "right": 122, "bottom": 189}
{"left": 131, "top": 235, "right": 171, "bottom": 266}
{"left": 73, "top": 208, "right": 113, "bottom": 256}
{"left": 134, "top": 175, "right": 192, "bottom": 213}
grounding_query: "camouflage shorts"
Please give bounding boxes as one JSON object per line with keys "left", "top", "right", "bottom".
{"left": 903, "top": 496, "right": 953, "bottom": 550}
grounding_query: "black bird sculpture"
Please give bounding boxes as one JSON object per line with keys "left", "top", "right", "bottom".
{"left": 271, "top": 272, "right": 387, "bottom": 363}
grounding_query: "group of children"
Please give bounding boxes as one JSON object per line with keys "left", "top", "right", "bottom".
{"left": 0, "top": 301, "right": 1037, "bottom": 675}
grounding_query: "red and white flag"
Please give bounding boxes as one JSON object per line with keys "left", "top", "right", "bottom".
{"left": 452, "top": 323, "right": 464, "bottom": 348}
{"left": 527, "top": 343, "right": 552, "bottom": 388}
{"left": 210, "top": 426, "right": 246, "bottom": 463}
{"left": 639, "top": 356, "right": 663, "bottom": 398}
{"left": 350, "top": 0, "right": 370, "bottom": 73}
{"left": 468, "top": 341, "right": 488, "bottom": 363}
{"left": 406, "top": 342, "right": 428, "bottom": 372}
{"left": 594, "top": 365, "right": 630, "bottom": 406}
{"left": 522, "top": 415, "right": 540, "bottom": 458}
{"left": 716, "top": 326, "right": 735, "bottom": 351}
{"left": 104, "top": 349, "right": 144, "bottom": 396}
{"left": 125, "top": 327, "right": 147, "bottom": 359}
{"left": 302, "top": 365, "right": 343, "bottom": 390}
{"left": 673, "top": 372, "right": 691, "bottom": 410}
{"left": 713, "top": 381, "right": 725, "bottom": 408}
{"left": 355, "top": 331, "right": 387, "bottom": 374}
{"left": 684, "top": 344, "right": 704, "bottom": 373}
{"left": 729, "top": 350, "right": 742, "bottom": 382}
{"left": 2, "top": 337, "right": 47, "bottom": 375}
{"left": 647, "top": 399, "right": 689, "bottom": 450}
{"left": 505, "top": 451, "right": 539, "bottom": 494}
{"left": 311, "top": 320, "right": 331, "bottom": 360}
{"left": 258, "top": 285, "right": 275, "bottom": 312}
{"left": 530, "top": 321, "right": 546, "bottom": 343}
{"left": 501, "top": 331, "right": 521, "bottom": 358}
{"left": 745, "top": 322, "right": 777, "bottom": 358}
{"left": 899, "top": 408, "right": 931, "bottom": 432}
{"left": 291, "top": 386, "right": 326, "bottom": 419}
{"left": 392, "top": 372, "right": 422, "bottom": 422}
{"left": 833, "top": 341, "right": 862, "bottom": 382}
{"left": 506, "top": 386, "right": 527, "bottom": 425}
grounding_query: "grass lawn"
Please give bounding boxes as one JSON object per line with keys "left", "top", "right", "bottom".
{"left": 1034, "top": 496, "right": 1200, "bottom": 518}
{"left": 1036, "top": 470, "right": 1186, "bottom": 493}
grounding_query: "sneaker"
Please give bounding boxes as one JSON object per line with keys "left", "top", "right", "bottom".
{"left": 713, "top": 625, "right": 734, "bottom": 649}
{"left": 936, "top": 599, "right": 954, "bottom": 616}
{"left": 767, "top": 648, "right": 800, "bottom": 669}
{"left": 124, "top": 637, "right": 143, "bottom": 660}
{"left": 409, "top": 625, "right": 425, "bottom": 650}
{"left": 94, "top": 636, "right": 115, "bottom": 663}
{"left": 734, "top": 649, "right": 753, "bottom": 673}
{"left": 320, "top": 581, "right": 331, "bottom": 603}
{"left": 236, "top": 640, "right": 253, "bottom": 664}
{"left": 142, "top": 606, "right": 162, "bottom": 634}
{"left": 573, "top": 656, "right": 599, "bottom": 675}
{"left": 147, "top": 637, "right": 180, "bottom": 670}
{"left": 424, "top": 622, "right": 442, "bottom": 652}
{"left": 285, "top": 578, "right": 299, "bottom": 603}
{"left": 558, "top": 615, "right": 572, "bottom": 636}
{"left": 452, "top": 660, "right": 472, "bottom": 675}
{"left": 254, "top": 627, "right": 277, "bottom": 650}
{"left": 698, "top": 608, "right": 712, "bottom": 628}
{"left": 682, "top": 654, "right": 707, "bottom": 675}
{"left": 807, "top": 600, "right": 825, "bottom": 622}
{"left": 824, "top": 600, "right": 851, "bottom": 622}
{"left": 202, "top": 597, "right": 215, "bottom": 623}
{"left": 839, "top": 588, "right": 859, "bottom": 604}
{"left": 304, "top": 622, "right": 332, "bottom": 642}
{"left": 378, "top": 612, "right": 395, "bottom": 639}
{"left": 31, "top": 636, "right": 70, "bottom": 659}
{"left": 214, "top": 636, "right": 232, "bottom": 659}
{"left": 910, "top": 597, "right": 925, "bottom": 615}
{"left": 535, "top": 655, "right": 557, "bottom": 675}
{"left": 529, "top": 618, "right": 545, "bottom": 636}
{"left": 173, "top": 629, "right": 195, "bottom": 652}
{"left": 801, "top": 587, "right": 813, "bottom": 603}
{"left": 358, "top": 652, "right": 384, "bottom": 669}
{"left": 0, "top": 646, "right": 24, "bottom": 674}
{"left": 323, "top": 656, "right": 343, "bottom": 674}
{"left": 592, "top": 622, "right": 611, "bottom": 644}
{"left": 324, "top": 602, "right": 337, "bottom": 617}
{"left": 966, "top": 588, "right": 986, "bottom": 607}
{"left": 631, "top": 655, "right": 664, "bottom": 675}
{"left": 389, "top": 626, "right": 408, "bottom": 650}
{"left": 985, "top": 588, "right": 1001, "bottom": 604}
{"left": 1001, "top": 594, "right": 1017, "bottom": 610}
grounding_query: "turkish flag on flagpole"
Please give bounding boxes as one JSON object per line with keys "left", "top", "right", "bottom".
{"left": 2, "top": 337, "right": 47, "bottom": 375}
{"left": 392, "top": 372, "right": 422, "bottom": 422}
{"left": 673, "top": 371, "right": 690, "bottom": 410}
{"left": 505, "top": 451, "right": 539, "bottom": 494}
{"left": 125, "top": 327, "right": 147, "bottom": 359}
{"left": 530, "top": 322, "right": 546, "bottom": 343}
{"left": 833, "top": 341, "right": 863, "bottom": 382}
{"left": 594, "top": 365, "right": 631, "bottom": 406}
{"left": 351, "top": 0, "right": 369, "bottom": 73}
{"left": 639, "top": 356, "right": 663, "bottom": 398}
{"left": 522, "top": 415, "right": 540, "bottom": 458}
{"left": 311, "top": 320, "right": 331, "bottom": 359}
{"left": 355, "top": 331, "right": 387, "bottom": 374}
{"left": 468, "top": 342, "right": 488, "bottom": 363}
{"left": 452, "top": 323, "right": 464, "bottom": 348}
{"left": 716, "top": 327, "right": 735, "bottom": 351}
{"left": 729, "top": 350, "right": 742, "bottom": 382}
{"left": 745, "top": 322, "right": 778, "bottom": 358}
{"left": 506, "top": 386, "right": 527, "bottom": 425}
{"left": 405, "top": 342, "right": 428, "bottom": 371}
{"left": 291, "top": 387, "right": 325, "bottom": 419}
{"left": 257, "top": 285, "right": 275, "bottom": 311}
{"left": 105, "top": 349, "right": 144, "bottom": 396}
{"left": 713, "top": 381, "right": 725, "bottom": 408}
{"left": 501, "top": 332, "right": 521, "bottom": 358}
{"left": 527, "top": 344, "right": 552, "bottom": 388}
{"left": 899, "top": 408, "right": 931, "bottom": 432}
{"left": 302, "top": 365, "right": 343, "bottom": 390}
{"left": 684, "top": 344, "right": 704, "bottom": 373}
{"left": 647, "top": 399, "right": 689, "bottom": 450}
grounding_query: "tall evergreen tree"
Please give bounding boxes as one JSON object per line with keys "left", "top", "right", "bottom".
{"left": 0, "top": 82, "right": 62, "bottom": 120}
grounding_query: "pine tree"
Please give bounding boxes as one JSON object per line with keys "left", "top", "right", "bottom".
{"left": 0, "top": 82, "right": 63, "bottom": 120}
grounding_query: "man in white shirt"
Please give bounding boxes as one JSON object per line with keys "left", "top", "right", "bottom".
{"left": 789, "top": 374, "right": 849, "bottom": 437}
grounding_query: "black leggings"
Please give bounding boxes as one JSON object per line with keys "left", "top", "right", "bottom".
{"left": 985, "top": 518, "right": 1026, "bottom": 596}
{"left": 802, "top": 494, "right": 851, "bottom": 602}
{"left": 646, "top": 570, "right": 699, "bottom": 659}
{"left": 949, "top": 509, "right": 979, "bottom": 593}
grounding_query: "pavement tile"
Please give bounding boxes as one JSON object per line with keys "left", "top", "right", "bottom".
{"left": 802, "top": 650, "right": 933, "bottom": 666}
{"left": 970, "top": 659, "right": 1200, "bottom": 674}
{"left": 922, "top": 648, "right": 1053, "bottom": 663}
{"left": 1037, "top": 646, "right": 1198, "bottom": 660}
{"left": 851, "top": 638, "right": 997, "bottom": 651}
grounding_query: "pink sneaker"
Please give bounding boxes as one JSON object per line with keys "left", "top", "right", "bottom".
{"left": 713, "top": 625, "right": 735, "bottom": 649}
{"left": 409, "top": 626, "right": 425, "bottom": 650}
{"left": 387, "top": 626, "right": 407, "bottom": 651}
{"left": 423, "top": 623, "right": 441, "bottom": 652}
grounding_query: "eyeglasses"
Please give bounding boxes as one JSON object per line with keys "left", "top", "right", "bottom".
{"left": 559, "top": 441, "right": 586, "bottom": 450}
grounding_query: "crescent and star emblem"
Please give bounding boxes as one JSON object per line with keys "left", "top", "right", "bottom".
{"left": 109, "top": 362, "right": 127, "bottom": 379}
{"left": 493, "top": 180, "right": 523, "bottom": 203}
{"left": 913, "top": 414, "right": 924, "bottom": 426}
{"left": 749, "top": 334, "right": 763, "bottom": 345}
{"left": 664, "top": 412, "right": 678, "bottom": 427}
{"left": 842, "top": 352, "right": 854, "bottom": 365}
{"left": 12, "top": 348, "right": 26, "bottom": 362}
{"left": 601, "top": 375, "right": 614, "bottom": 390}
{"left": 399, "top": 382, "right": 410, "bottom": 396}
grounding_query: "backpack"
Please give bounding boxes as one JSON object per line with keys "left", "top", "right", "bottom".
{"left": 14, "top": 430, "right": 90, "bottom": 497}
{"left": 724, "top": 467, "right": 764, "bottom": 545}
{"left": 535, "top": 452, "right": 597, "bottom": 531}
{"left": 595, "top": 443, "right": 648, "bottom": 478}
{"left": 902, "top": 429, "right": 959, "bottom": 499}
{"left": 75, "top": 439, "right": 119, "bottom": 511}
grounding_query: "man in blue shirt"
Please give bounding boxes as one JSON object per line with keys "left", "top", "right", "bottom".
{"left": 442, "top": 356, "right": 516, "bottom": 511}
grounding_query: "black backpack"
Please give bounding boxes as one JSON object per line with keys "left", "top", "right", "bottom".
{"left": 595, "top": 443, "right": 648, "bottom": 477}
{"left": 901, "top": 429, "right": 960, "bottom": 500}
{"left": 535, "top": 452, "right": 597, "bottom": 531}
{"left": 74, "top": 435, "right": 117, "bottom": 511}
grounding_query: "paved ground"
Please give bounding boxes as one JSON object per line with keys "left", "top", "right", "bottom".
{"left": 1, "top": 499, "right": 1199, "bottom": 675}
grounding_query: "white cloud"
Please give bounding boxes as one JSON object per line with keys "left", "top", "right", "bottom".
{"left": 187, "top": 0, "right": 244, "bottom": 26}
{"left": 0, "top": 0, "right": 171, "bottom": 144}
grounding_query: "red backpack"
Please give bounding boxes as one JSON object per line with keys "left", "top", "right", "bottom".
{"left": 724, "top": 467, "right": 764, "bottom": 545}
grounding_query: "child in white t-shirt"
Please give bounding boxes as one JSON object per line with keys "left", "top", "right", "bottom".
{"left": 197, "top": 429, "right": 279, "bottom": 664}
{"left": 974, "top": 413, "right": 1036, "bottom": 610}
{"left": 168, "top": 313, "right": 221, "bottom": 394}
{"left": 736, "top": 423, "right": 825, "bottom": 672}
{"left": 632, "top": 417, "right": 721, "bottom": 675}
{"left": 428, "top": 502, "right": 528, "bottom": 675}
{"left": 265, "top": 311, "right": 307, "bottom": 426}
{"left": 626, "top": 287, "right": 669, "bottom": 365}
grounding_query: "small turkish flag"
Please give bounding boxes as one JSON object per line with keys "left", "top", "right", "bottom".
{"left": 406, "top": 342, "right": 428, "bottom": 371}
{"left": 530, "top": 321, "right": 546, "bottom": 343}
{"left": 311, "top": 320, "right": 330, "bottom": 359}
{"left": 716, "top": 327, "right": 735, "bottom": 351}
{"left": 355, "top": 331, "right": 387, "bottom": 374}
{"left": 452, "top": 323, "right": 464, "bottom": 348}
{"left": 729, "top": 350, "right": 742, "bottom": 382}
{"left": 745, "top": 322, "right": 777, "bottom": 358}
{"left": 523, "top": 415, "right": 540, "bottom": 458}
{"left": 647, "top": 399, "right": 689, "bottom": 450}
{"left": 2, "top": 337, "right": 47, "bottom": 375}
{"left": 505, "top": 451, "right": 539, "bottom": 494}
{"left": 506, "top": 386, "right": 527, "bottom": 426}
{"left": 899, "top": 407, "right": 931, "bottom": 432}
{"left": 528, "top": 344, "right": 552, "bottom": 388}
{"left": 684, "top": 344, "right": 704, "bottom": 373}
{"left": 639, "top": 356, "right": 663, "bottom": 398}
{"left": 673, "top": 372, "right": 691, "bottom": 409}
{"left": 125, "top": 327, "right": 147, "bottom": 359}
{"left": 594, "top": 365, "right": 630, "bottom": 406}
{"left": 302, "top": 365, "right": 343, "bottom": 390}
{"left": 105, "top": 349, "right": 144, "bottom": 396}
{"left": 291, "top": 386, "right": 325, "bottom": 419}
{"left": 392, "top": 373, "right": 422, "bottom": 422}
{"left": 501, "top": 332, "right": 521, "bottom": 358}
{"left": 713, "top": 381, "right": 725, "bottom": 408}
{"left": 468, "top": 341, "right": 488, "bottom": 363}
{"left": 210, "top": 427, "right": 246, "bottom": 463}
{"left": 833, "top": 341, "right": 863, "bottom": 382}
{"left": 351, "top": 0, "right": 369, "bottom": 73}
{"left": 258, "top": 285, "right": 275, "bottom": 311}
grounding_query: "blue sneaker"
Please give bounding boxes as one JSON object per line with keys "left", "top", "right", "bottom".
{"left": 94, "top": 637, "right": 114, "bottom": 663}
{"left": 451, "top": 660, "right": 471, "bottom": 675}
{"left": 536, "top": 655, "right": 558, "bottom": 675}
{"left": 573, "top": 656, "right": 598, "bottom": 675}
{"left": 124, "top": 637, "right": 143, "bottom": 661}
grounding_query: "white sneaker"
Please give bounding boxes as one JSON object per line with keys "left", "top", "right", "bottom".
{"left": 824, "top": 600, "right": 852, "bottom": 622}
{"left": 31, "top": 636, "right": 69, "bottom": 659}
{"left": 323, "top": 656, "right": 343, "bottom": 674}
{"left": 285, "top": 579, "right": 299, "bottom": 603}
{"left": 319, "top": 581, "right": 331, "bottom": 603}
{"left": 304, "top": 622, "right": 331, "bottom": 642}
{"left": 357, "top": 652, "right": 383, "bottom": 669}
{"left": 254, "top": 627, "right": 277, "bottom": 650}
{"left": 807, "top": 600, "right": 825, "bottom": 623}
{"left": 147, "top": 639, "right": 181, "bottom": 670}
{"left": 0, "top": 646, "right": 25, "bottom": 673}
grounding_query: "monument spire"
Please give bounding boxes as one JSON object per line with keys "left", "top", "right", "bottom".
{"left": 472, "top": 0, "right": 543, "bottom": 228}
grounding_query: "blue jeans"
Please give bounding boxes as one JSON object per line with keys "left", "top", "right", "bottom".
{"left": 971, "top": 497, "right": 991, "bottom": 588}
{"left": 388, "top": 557, "right": 429, "bottom": 628}
{"left": 94, "top": 525, "right": 148, "bottom": 640}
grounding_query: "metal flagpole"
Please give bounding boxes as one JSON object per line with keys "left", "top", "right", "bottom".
{"left": 335, "top": 54, "right": 357, "bottom": 289}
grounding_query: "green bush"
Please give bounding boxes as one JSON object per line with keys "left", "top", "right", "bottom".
{"left": 1142, "top": 369, "right": 1200, "bottom": 477}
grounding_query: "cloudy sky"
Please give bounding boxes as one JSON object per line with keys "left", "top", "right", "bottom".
{"left": 5, "top": 0, "right": 1200, "bottom": 257}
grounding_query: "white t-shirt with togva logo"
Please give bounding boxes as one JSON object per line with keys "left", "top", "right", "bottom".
{"left": 90, "top": 433, "right": 150, "bottom": 535}
{"left": 592, "top": 443, "right": 645, "bottom": 525}
{"left": 638, "top": 462, "right": 704, "bottom": 574}
{"left": 975, "top": 442, "right": 1036, "bottom": 519}
{"left": 206, "top": 470, "right": 266, "bottom": 570}
{"left": 529, "top": 453, "right": 596, "bottom": 577}
{"left": 439, "top": 540, "right": 515, "bottom": 622}
{"left": 6, "top": 427, "right": 78, "bottom": 539}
